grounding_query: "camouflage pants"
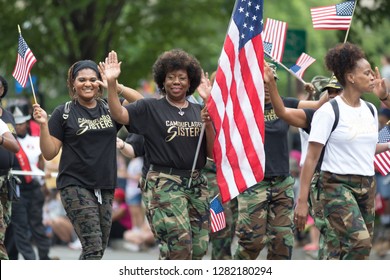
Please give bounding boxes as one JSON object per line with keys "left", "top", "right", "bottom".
{"left": 0, "top": 181, "right": 11, "bottom": 260}
{"left": 60, "top": 186, "right": 114, "bottom": 260}
{"left": 308, "top": 172, "right": 340, "bottom": 259}
{"left": 202, "top": 159, "right": 238, "bottom": 260}
{"left": 145, "top": 170, "right": 209, "bottom": 260}
{"left": 234, "top": 176, "right": 295, "bottom": 260}
{"left": 320, "top": 171, "right": 376, "bottom": 260}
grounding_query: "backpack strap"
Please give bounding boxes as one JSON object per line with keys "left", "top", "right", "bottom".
{"left": 100, "top": 99, "right": 110, "bottom": 113}
{"left": 62, "top": 99, "right": 109, "bottom": 127}
{"left": 364, "top": 100, "right": 375, "bottom": 117}
{"left": 330, "top": 98, "right": 339, "bottom": 133}
{"left": 63, "top": 101, "right": 72, "bottom": 120}
{"left": 315, "top": 99, "right": 339, "bottom": 173}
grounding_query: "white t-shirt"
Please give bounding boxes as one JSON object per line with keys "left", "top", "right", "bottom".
{"left": 309, "top": 96, "right": 378, "bottom": 176}
{"left": 299, "top": 128, "right": 309, "bottom": 167}
{"left": 0, "top": 119, "right": 10, "bottom": 135}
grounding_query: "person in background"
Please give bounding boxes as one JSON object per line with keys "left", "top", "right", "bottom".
{"left": 102, "top": 49, "right": 214, "bottom": 260}
{"left": 116, "top": 150, "right": 128, "bottom": 191}
{"left": 0, "top": 119, "right": 19, "bottom": 153}
{"left": 373, "top": 108, "right": 390, "bottom": 257}
{"left": 0, "top": 75, "right": 19, "bottom": 260}
{"left": 123, "top": 135, "right": 144, "bottom": 230}
{"left": 295, "top": 42, "right": 390, "bottom": 259}
{"left": 5, "top": 105, "right": 53, "bottom": 260}
{"left": 109, "top": 188, "right": 132, "bottom": 241}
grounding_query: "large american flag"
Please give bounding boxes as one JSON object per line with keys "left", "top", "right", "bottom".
{"left": 207, "top": 0, "right": 265, "bottom": 203}
{"left": 310, "top": 1, "right": 355, "bottom": 30}
{"left": 12, "top": 34, "right": 37, "bottom": 88}
{"left": 262, "top": 18, "right": 287, "bottom": 62}
{"left": 289, "top": 52, "right": 316, "bottom": 79}
{"left": 210, "top": 197, "right": 226, "bottom": 233}
{"left": 374, "top": 126, "right": 390, "bottom": 176}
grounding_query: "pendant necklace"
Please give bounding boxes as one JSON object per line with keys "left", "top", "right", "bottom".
{"left": 166, "top": 97, "right": 187, "bottom": 116}
{"left": 341, "top": 95, "right": 362, "bottom": 116}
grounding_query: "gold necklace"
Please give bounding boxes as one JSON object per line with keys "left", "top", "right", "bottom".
{"left": 166, "top": 97, "right": 187, "bottom": 116}
{"left": 340, "top": 95, "right": 360, "bottom": 107}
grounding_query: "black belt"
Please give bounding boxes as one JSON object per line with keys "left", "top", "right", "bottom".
{"left": 149, "top": 164, "right": 200, "bottom": 179}
{"left": 263, "top": 175, "right": 287, "bottom": 182}
{"left": 0, "top": 169, "right": 10, "bottom": 176}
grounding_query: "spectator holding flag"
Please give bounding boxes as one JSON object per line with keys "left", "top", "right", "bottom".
{"left": 234, "top": 63, "right": 329, "bottom": 260}
{"left": 102, "top": 49, "right": 215, "bottom": 260}
{"left": 295, "top": 42, "right": 390, "bottom": 259}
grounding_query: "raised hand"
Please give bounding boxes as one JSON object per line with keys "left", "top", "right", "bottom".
{"left": 197, "top": 70, "right": 212, "bottom": 102}
{"left": 99, "top": 50, "right": 122, "bottom": 82}
{"left": 264, "top": 61, "right": 275, "bottom": 84}
{"left": 373, "top": 66, "right": 388, "bottom": 99}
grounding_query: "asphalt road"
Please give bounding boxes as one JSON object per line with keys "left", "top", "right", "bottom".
{"left": 45, "top": 240, "right": 390, "bottom": 260}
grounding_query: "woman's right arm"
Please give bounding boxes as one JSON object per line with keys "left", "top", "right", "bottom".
{"left": 32, "top": 104, "right": 62, "bottom": 160}
{"left": 264, "top": 63, "right": 308, "bottom": 128}
{"left": 294, "top": 141, "right": 323, "bottom": 231}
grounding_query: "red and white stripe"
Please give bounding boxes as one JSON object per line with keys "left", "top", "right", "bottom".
{"left": 207, "top": 22, "right": 265, "bottom": 203}
{"left": 210, "top": 209, "right": 226, "bottom": 233}
{"left": 262, "top": 18, "right": 287, "bottom": 62}
{"left": 293, "top": 53, "right": 316, "bottom": 79}
{"left": 374, "top": 151, "right": 390, "bottom": 176}
{"left": 311, "top": 5, "right": 352, "bottom": 30}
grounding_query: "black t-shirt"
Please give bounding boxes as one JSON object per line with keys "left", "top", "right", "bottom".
{"left": 303, "top": 108, "right": 326, "bottom": 172}
{"left": 48, "top": 100, "right": 122, "bottom": 190}
{"left": 302, "top": 108, "right": 315, "bottom": 134}
{"left": 0, "top": 108, "right": 16, "bottom": 170}
{"left": 125, "top": 98, "right": 206, "bottom": 170}
{"left": 264, "top": 97, "right": 299, "bottom": 177}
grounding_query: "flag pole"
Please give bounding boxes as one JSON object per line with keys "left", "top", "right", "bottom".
{"left": 343, "top": 0, "right": 358, "bottom": 43}
{"left": 17, "top": 24, "right": 38, "bottom": 104}
{"left": 187, "top": 122, "right": 206, "bottom": 188}
{"left": 264, "top": 51, "right": 307, "bottom": 85}
{"left": 210, "top": 194, "right": 219, "bottom": 203}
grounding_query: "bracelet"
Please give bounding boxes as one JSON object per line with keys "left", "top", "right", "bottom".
{"left": 117, "top": 84, "right": 124, "bottom": 96}
{"left": 0, "top": 135, "right": 4, "bottom": 145}
{"left": 119, "top": 140, "right": 126, "bottom": 150}
{"left": 380, "top": 92, "right": 389, "bottom": 101}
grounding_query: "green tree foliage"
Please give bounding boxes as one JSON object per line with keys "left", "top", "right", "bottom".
{"left": 0, "top": 0, "right": 231, "bottom": 109}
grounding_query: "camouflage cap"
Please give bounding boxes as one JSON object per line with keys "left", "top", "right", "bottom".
{"left": 321, "top": 76, "right": 342, "bottom": 92}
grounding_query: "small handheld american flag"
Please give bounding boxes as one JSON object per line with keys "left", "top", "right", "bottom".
{"left": 374, "top": 126, "right": 390, "bottom": 176}
{"left": 310, "top": 0, "right": 355, "bottom": 30}
{"left": 289, "top": 53, "right": 316, "bottom": 79}
{"left": 210, "top": 196, "right": 226, "bottom": 233}
{"left": 12, "top": 33, "right": 37, "bottom": 88}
